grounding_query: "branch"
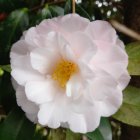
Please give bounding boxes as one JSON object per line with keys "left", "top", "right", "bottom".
{"left": 110, "top": 19, "right": 140, "bottom": 41}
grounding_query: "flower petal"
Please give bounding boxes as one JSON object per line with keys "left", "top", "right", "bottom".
{"left": 90, "top": 44, "right": 128, "bottom": 79}
{"left": 30, "top": 47, "right": 61, "bottom": 74}
{"left": 25, "top": 79, "right": 59, "bottom": 104}
{"left": 16, "top": 86, "right": 39, "bottom": 114}
{"left": 68, "top": 32, "right": 97, "bottom": 62}
{"left": 87, "top": 73, "right": 123, "bottom": 116}
{"left": 86, "top": 20, "right": 117, "bottom": 43}
{"left": 66, "top": 74, "right": 83, "bottom": 99}
{"left": 11, "top": 55, "right": 44, "bottom": 86}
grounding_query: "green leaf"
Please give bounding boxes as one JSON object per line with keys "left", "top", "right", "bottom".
{"left": 76, "top": 4, "right": 91, "bottom": 20}
{"left": 66, "top": 129, "right": 81, "bottom": 140}
{"left": 64, "top": 0, "right": 71, "bottom": 14}
{"left": 113, "top": 86, "right": 140, "bottom": 127}
{"left": 86, "top": 118, "right": 112, "bottom": 140}
{"left": 49, "top": 5, "right": 64, "bottom": 17}
{"left": 0, "top": 8, "right": 29, "bottom": 53}
{"left": 126, "top": 42, "right": 140, "bottom": 75}
{"left": 35, "top": 4, "right": 52, "bottom": 24}
{"left": 0, "top": 107, "right": 36, "bottom": 140}
{"left": 0, "top": 0, "right": 26, "bottom": 12}
{"left": 0, "top": 65, "right": 11, "bottom": 73}
{"left": 0, "top": 73, "right": 16, "bottom": 113}
{"left": 64, "top": 0, "right": 91, "bottom": 20}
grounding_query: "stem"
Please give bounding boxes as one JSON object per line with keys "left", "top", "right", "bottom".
{"left": 72, "top": 0, "right": 76, "bottom": 13}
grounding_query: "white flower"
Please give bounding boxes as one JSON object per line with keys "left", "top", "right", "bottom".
{"left": 10, "top": 14, "right": 130, "bottom": 133}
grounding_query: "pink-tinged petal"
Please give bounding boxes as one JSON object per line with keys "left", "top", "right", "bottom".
{"left": 36, "top": 14, "right": 89, "bottom": 36}
{"left": 30, "top": 47, "right": 61, "bottom": 74}
{"left": 69, "top": 97, "right": 101, "bottom": 133}
{"left": 38, "top": 102, "right": 61, "bottom": 128}
{"left": 90, "top": 44, "right": 128, "bottom": 79}
{"left": 87, "top": 73, "right": 123, "bottom": 116}
{"left": 57, "top": 14, "right": 89, "bottom": 33}
{"left": 118, "top": 70, "right": 130, "bottom": 90}
{"left": 38, "top": 95, "right": 70, "bottom": 128}
{"left": 69, "top": 113, "right": 87, "bottom": 133}
{"left": 68, "top": 32, "right": 97, "bottom": 62}
{"left": 16, "top": 86, "right": 39, "bottom": 114}
{"left": 25, "top": 79, "right": 59, "bottom": 104}
{"left": 97, "top": 87, "right": 122, "bottom": 116}
{"left": 86, "top": 20, "right": 117, "bottom": 43}
{"left": 26, "top": 113, "right": 38, "bottom": 123}
{"left": 11, "top": 40, "right": 34, "bottom": 55}
{"left": 11, "top": 55, "right": 44, "bottom": 86}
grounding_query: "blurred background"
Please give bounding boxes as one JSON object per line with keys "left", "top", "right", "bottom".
{"left": 0, "top": 0, "right": 140, "bottom": 140}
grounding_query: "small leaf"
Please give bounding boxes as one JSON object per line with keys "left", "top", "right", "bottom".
{"left": 0, "top": 65, "right": 11, "bottom": 73}
{"left": 64, "top": 0, "right": 91, "bottom": 20}
{"left": 126, "top": 42, "right": 140, "bottom": 75}
{"left": 76, "top": 4, "right": 91, "bottom": 20}
{"left": 64, "top": 0, "right": 71, "bottom": 14}
{"left": 0, "top": 8, "right": 29, "bottom": 52}
{"left": 66, "top": 129, "right": 81, "bottom": 140}
{"left": 86, "top": 118, "right": 112, "bottom": 140}
{"left": 113, "top": 86, "right": 140, "bottom": 127}
{"left": 0, "top": 107, "right": 36, "bottom": 140}
{"left": 49, "top": 5, "right": 64, "bottom": 17}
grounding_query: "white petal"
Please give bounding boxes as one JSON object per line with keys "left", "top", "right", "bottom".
{"left": 30, "top": 47, "right": 60, "bottom": 74}
{"left": 86, "top": 20, "right": 117, "bottom": 43}
{"left": 38, "top": 102, "right": 60, "bottom": 128}
{"left": 57, "top": 14, "right": 89, "bottom": 33}
{"left": 68, "top": 32, "right": 97, "bottom": 62}
{"left": 16, "top": 86, "right": 39, "bottom": 114}
{"left": 26, "top": 113, "right": 38, "bottom": 123}
{"left": 90, "top": 45, "right": 128, "bottom": 79}
{"left": 118, "top": 70, "right": 130, "bottom": 90}
{"left": 11, "top": 55, "right": 44, "bottom": 86}
{"left": 87, "top": 73, "right": 123, "bottom": 116}
{"left": 25, "top": 79, "right": 59, "bottom": 104}
{"left": 69, "top": 97, "right": 101, "bottom": 133}
{"left": 66, "top": 74, "right": 83, "bottom": 99}
{"left": 10, "top": 40, "right": 33, "bottom": 56}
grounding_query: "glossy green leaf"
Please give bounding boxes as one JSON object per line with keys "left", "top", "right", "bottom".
{"left": 0, "top": 0, "right": 26, "bottom": 12}
{"left": 64, "top": 0, "right": 71, "bottom": 14}
{"left": 86, "top": 118, "right": 112, "bottom": 140}
{"left": 0, "top": 65, "right": 11, "bottom": 73}
{"left": 0, "top": 73, "right": 16, "bottom": 113}
{"left": 0, "top": 107, "right": 36, "bottom": 140}
{"left": 49, "top": 5, "right": 64, "bottom": 17}
{"left": 66, "top": 129, "right": 81, "bottom": 140}
{"left": 64, "top": 0, "right": 91, "bottom": 20}
{"left": 0, "top": 8, "right": 29, "bottom": 53}
{"left": 126, "top": 42, "right": 140, "bottom": 75}
{"left": 113, "top": 86, "right": 140, "bottom": 127}
{"left": 76, "top": 4, "right": 91, "bottom": 20}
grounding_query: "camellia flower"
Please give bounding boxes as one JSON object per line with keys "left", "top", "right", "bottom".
{"left": 10, "top": 14, "right": 130, "bottom": 133}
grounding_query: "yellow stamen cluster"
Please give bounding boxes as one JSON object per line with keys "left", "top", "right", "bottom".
{"left": 52, "top": 60, "right": 77, "bottom": 87}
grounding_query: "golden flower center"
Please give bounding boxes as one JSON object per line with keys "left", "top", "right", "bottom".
{"left": 52, "top": 60, "right": 77, "bottom": 87}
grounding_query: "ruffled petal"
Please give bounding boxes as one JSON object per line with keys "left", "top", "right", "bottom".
{"left": 68, "top": 32, "right": 97, "bottom": 62}
{"left": 86, "top": 20, "right": 117, "bottom": 43}
{"left": 11, "top": 54, "right": 44, "bottom": 86}
{"left": 30, "top": 47, "right": 61, "bottom": 74}
{"left": 16, "top": 86, "right": 39, "bottom": 115}
{"left": 87, "top": 73, "right": 123, "bottom": 116}
{"left": 25, "top": 79, "right": 59, "bottom": 104}
{"left": 66, "top": 74, "right": 83, "bottom": 99}
{"left": 90, "top": 44, "right": 128, "bottom": 79}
